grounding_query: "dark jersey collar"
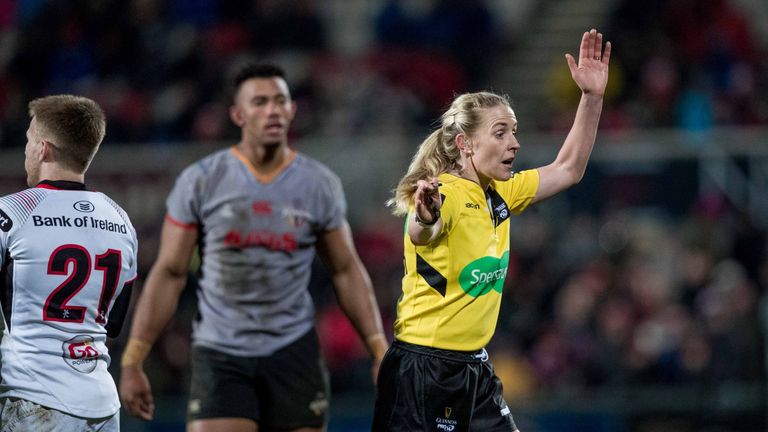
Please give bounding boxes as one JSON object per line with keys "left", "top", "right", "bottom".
{"left": 35, "top": 180, "right": 88, "bottom": 191}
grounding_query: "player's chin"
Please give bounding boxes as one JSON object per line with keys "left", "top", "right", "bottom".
{"left": 262, "top": 129, "right": 286, "bottom": 141}
{"left": 494, "top": 167, "right": 513, "bottom": 181}
{"left": 262, "top": 136, "right": 285, "bottom": 147}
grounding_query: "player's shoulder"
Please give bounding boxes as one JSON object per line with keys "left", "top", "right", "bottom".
{"left": 496, "top": 168, "right": 539, "bottom": 191}
{"left": 0, "top": 188, "right": 51, "bottom": 214}
{"left": 292, "top": 152, "right": 341, "bottom": 183}
{"left": 437, "top": 173, "right": 469, "bottom": 196}
{"left": 93, "top": 191, "right": 131, "bottom": 216}
{"left": 178, "top": 147, "right": 233, "bottom": 180}
{"left": 0, "top": 188, "right": 53, "bottom": 232}
{"left": 0, "top": 187, "right": 51, "bottom": 204}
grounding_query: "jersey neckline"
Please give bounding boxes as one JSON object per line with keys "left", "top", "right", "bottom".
{"left": 230, "top": 145, "right": 297, "bottom": 184}
{"left": 35, "top": 180, "right": 87, "bottom": 190}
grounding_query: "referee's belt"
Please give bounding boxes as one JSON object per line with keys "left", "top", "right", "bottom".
{"left": 393, "top": 340, "right": 489, "bottom": 363}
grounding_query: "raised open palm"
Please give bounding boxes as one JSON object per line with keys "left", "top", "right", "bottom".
{"left": 565, "top": 29, "right": 611, "bottom": 96}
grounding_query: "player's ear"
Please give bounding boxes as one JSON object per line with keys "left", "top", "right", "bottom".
{"left": 39, "top": 140, "right": 53, "bottom": 162}
{"left": 229, "top": 105, "right": 244, "bottom": 127}
{"left": 455, "top": 134, "right": 473, "bottom": 156}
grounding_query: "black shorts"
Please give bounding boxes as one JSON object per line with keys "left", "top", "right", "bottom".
{"left": 187, "top": 329, "right": 330, "bottom": 429}
{"left": 372, "top": 340, "right": 517, "bottom": 432}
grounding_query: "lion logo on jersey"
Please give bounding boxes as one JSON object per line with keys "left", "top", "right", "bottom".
{"left": 62, "top": 335, "right": 100, "bottom": 373}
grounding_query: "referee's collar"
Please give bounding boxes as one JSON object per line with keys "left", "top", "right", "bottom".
{"left": 36, "top": 180, "right": 88, "bottom": 191}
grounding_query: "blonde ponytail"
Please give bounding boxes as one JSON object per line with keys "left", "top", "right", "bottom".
{"left": 387, "top": 129, "right": 456, "bottom": 215}
{"left": 387, "top": 91, "right": 511, "bottom": 216}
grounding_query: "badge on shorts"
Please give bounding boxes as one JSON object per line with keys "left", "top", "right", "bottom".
{"left": 62, "top": 335, "right": 100, "bottom": 373}
{"left": 436, "top": 407, "right": 458, "bottom": 431}
{"left": 309, "top": 392, "right": 328, "bottom": 416}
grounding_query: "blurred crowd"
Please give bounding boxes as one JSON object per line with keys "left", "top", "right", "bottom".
{"left": 0, "top": 0, "right": 766, "bottom": 428}
{"left": 2, "top": 0, "right": 763, "bottom": 149}
{"left": 0, "top": 0, "right": 501, "bottom": 147}
{"left": 586, "top": 0, "right": 768, "bottom": 132}
{"left": 0, "top": 0, "right": 768, "bottom": 147}
{"left": 496, "top": 194, "right": 765, "bottom": 395}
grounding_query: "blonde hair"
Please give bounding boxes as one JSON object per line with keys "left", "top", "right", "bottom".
{"left": 387, "top": 92, "right": 510, "bottom": 216}
{"left": 29, "top": 94, "right": 106, "bottom": 173}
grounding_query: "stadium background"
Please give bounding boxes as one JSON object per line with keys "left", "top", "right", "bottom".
{"left": 1, "top": 0, "right": 767, "bottom": 431}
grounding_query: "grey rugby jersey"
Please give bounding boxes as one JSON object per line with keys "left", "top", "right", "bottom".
{"left": 166, "top": 146, "right": 345, "bottom": 356}
{"left": 0, "top": 181, "right": 138, "bottom": 418}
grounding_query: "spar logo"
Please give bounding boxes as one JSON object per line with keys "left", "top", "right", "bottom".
{"left": 62, "top": 335, "right": 100, "bottom": 373}
{"left": 458, "top": 251, "right": 509, "bottom": 297}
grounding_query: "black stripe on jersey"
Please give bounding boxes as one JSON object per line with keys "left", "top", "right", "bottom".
{"left": 105, "top": 280, "right": 133, "bottom": 338}
{"left": 487, "top": 189, "right": 510, "bottom": 227}
{"left": 0, "top": 251, "right": 12, "bottom": 330}
{"left": 416, "top": 253, "right": 447, "bottom": 297}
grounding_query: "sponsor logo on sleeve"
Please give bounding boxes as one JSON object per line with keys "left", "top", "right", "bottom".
{"left": 0, "top": 209, "right": 13, "bottom": 232}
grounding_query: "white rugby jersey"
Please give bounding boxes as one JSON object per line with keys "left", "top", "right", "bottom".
{"left": 0, "top": 180, "right": 138, "bottom": 418}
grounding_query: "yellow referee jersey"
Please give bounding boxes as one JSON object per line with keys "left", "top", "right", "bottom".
{"left": 394, "top": 170, "right": 539, "bottom": 351}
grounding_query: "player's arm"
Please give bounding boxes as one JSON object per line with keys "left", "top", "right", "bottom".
{"left": 533, "top": 29, "right": 611, "bottom": 203}
{"left": 317, "top": 221, "right": 388, "bottom": 384}
{"left": 119, "top": 216, "right": 198, "bottom": 420}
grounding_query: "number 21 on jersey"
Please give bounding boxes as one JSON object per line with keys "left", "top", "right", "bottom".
{"left": 43, "top": 244, "right": 122, "bottom": 324}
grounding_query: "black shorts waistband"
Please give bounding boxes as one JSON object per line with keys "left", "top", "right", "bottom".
{"left": 392, "top": 340, "right": 489, "bottom": 363}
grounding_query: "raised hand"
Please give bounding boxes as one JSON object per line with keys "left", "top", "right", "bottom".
{"left": 413, "top": 178, "right": 441, "bottom": 224}
{"left": 565, "top": 29, "right": 611, "bottom": 96}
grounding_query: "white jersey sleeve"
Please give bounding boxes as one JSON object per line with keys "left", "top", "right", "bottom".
{"left": 0, "top": 185, "right": 138, "bottom": 419}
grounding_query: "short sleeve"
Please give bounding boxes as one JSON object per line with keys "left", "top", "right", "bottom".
{"left": 496, "top": 169, "right": 539, "bottom": 215}
{"left": 316, "top": 170, "right": 347, "bottom": 232}
{"left": 166, "top": 164, "right": 204, "bottom": 225}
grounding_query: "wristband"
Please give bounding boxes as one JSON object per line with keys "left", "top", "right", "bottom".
{"left": 414, "top": 209, "right": 440, "bottom": 226}
{"left": 121, "top": 337, "right": 152, "bottom": 368}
